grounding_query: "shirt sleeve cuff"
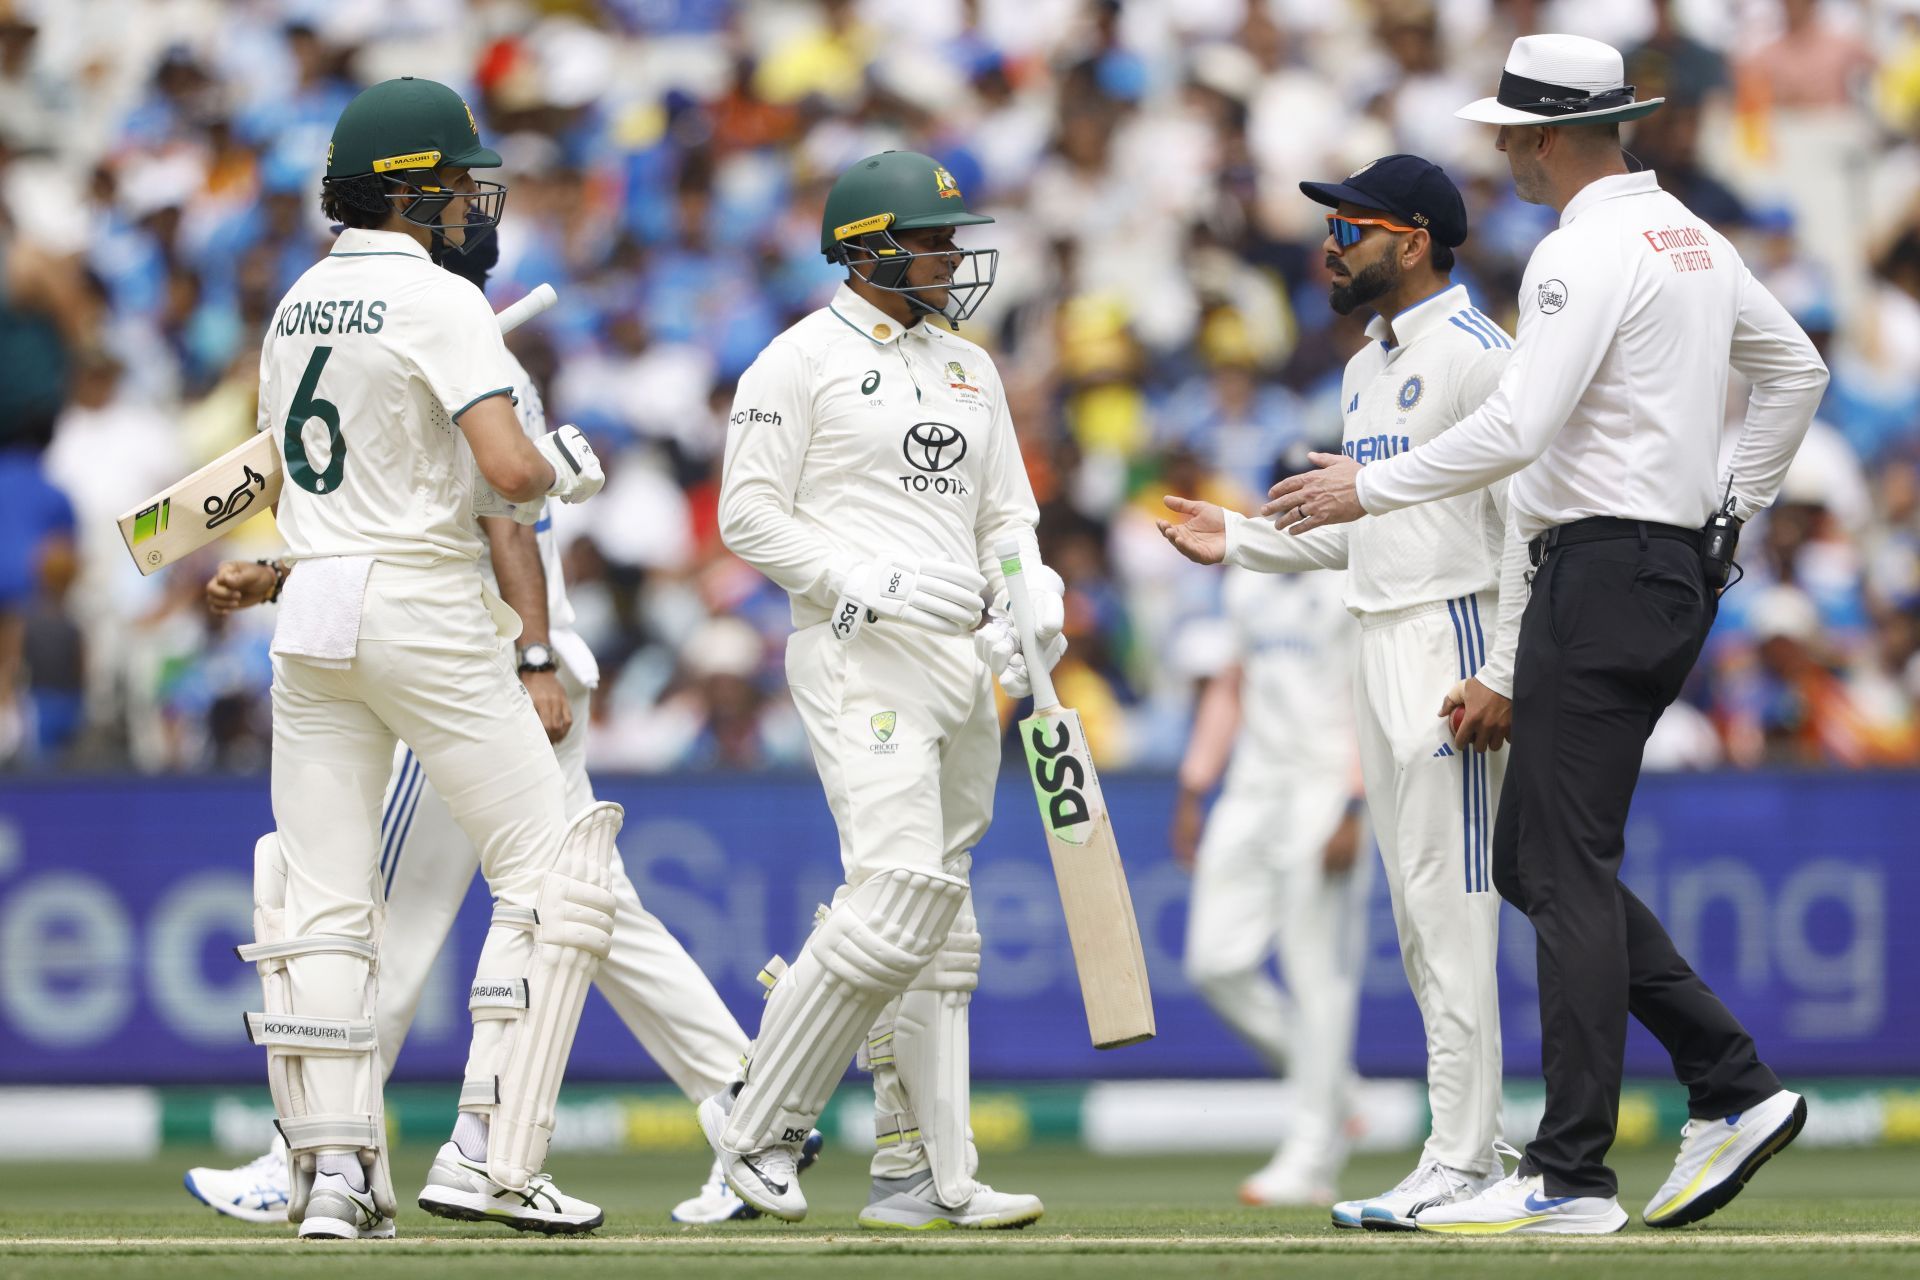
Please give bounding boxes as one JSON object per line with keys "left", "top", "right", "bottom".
{"left": 1473, "top": 660, "right": 1513, "bottom": 700}
{"left": 1223, "top": 510, "right": 1249, "bottom": 567}
{"left": 1354, "top": 465, "right": 1388, "bottom": 515}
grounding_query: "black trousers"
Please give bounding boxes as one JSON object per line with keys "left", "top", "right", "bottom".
{"left": 1493, "top": 523, "right": 1781, "bottom": 1199}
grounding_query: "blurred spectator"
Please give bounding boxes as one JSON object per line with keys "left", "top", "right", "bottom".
{"left": 0, "top": 0, "right": 1910, "bottom": 774}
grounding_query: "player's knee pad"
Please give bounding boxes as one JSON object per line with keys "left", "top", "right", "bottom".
{"left": 236, "top": 832, "right": 396, "bottom": 1221}
{"left": 462, "top": 802, "right": 621, "bottom": 1191}
{"left": 724, "top": 866, "right": 966, "bottom": 1152}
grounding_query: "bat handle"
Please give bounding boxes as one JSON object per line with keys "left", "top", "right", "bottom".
{"left": 995, "top": 538, "right": 1059, "bottom": 712}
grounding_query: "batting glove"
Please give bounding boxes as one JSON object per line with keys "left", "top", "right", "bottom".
{"left": 996, "top": 563, "right": 1066, "bottom": 649}
{"left": 830, "top": 556, "right": 987, "bottom": 641}
{"left": 537, "top": 425, "right": 605, "bottom": 504}
{"left": 975, "top": 611, "right": 1067, "bottom": 699}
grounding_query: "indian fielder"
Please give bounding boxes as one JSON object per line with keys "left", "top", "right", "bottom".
{"left": 186, "top": 225, "right": 783, "bottom": 1227}
{"left": 698, "top": 150, "right": 1059, "bottom": 1229}
{"left": 228, "top": 78, "right": 611, "bottom": 1239}
{"left": 1161, "top": 155, "right": 1520, "bottom": 1230}
{"left": 1172, "top": 564, "right": 1371, "bottom": 1207}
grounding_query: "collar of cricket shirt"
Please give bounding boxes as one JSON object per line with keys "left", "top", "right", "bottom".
{"left": 1365, "top": 282, "right": 1469, "bottom": 353}
{"left": 1559, "top": 170, "right": 1662, "bottom": 229}
{"left": 328, "top": 227, "right": 433, "bottom": 261}
{"left": 828, "top": 282, "right": 926, "bottom": 346}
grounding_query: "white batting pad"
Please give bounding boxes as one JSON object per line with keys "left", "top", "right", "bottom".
{"left": 237, "top": 832, "right": 396, "bottom": 1221}
{"left": 723, "top": 866, "right": 966, "bottom": 1153}
{"left": 486, "top": 802, "right": 622, "bottom": 1191}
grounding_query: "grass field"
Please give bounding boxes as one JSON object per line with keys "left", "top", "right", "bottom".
{"left": 4, "top": 1144, "right": 1916, "bottom": 1279}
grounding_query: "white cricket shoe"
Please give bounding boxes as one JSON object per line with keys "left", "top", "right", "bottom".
{"left": 696, "top": 1089, "right": 807, "bottom": 1222}
{"left": 184, "top": 1142, "right": 290, "bottom": 1224}
{"left": 1347, "top": 1159, "right": 1505, "bottom": 1232}
{"left": 1644, "top": 1088, "right": 1807, "bottom": 1228}
{"left": 298, "top": 1169, "right": 396, "bottom": 1240}
{"left": 858, "top": 1173, "right": 1045, "bottom": 1230}
{"left": 672, "top": 1130, "right": 824, "bottom": 1223}
{"left": 416, "top": 1142, "right": 603, "bottom": 1234}
{"left": 1239, "top": 1152, "right": 1336, "bottom": 1208}
{"left": 1415, "top": 1170, "right": 1627, "bottom": 1236}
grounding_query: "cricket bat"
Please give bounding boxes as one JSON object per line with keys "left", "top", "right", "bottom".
{"left": 999, "top": 539, "right": 1156, "bottom": 1049}
{"left": 117, "top": 282, "right": 560, "bottom": 575}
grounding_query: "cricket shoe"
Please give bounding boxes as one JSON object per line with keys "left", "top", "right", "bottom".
{"left": 416, "top": 1142, "right": 603, "bottom": 1234}
{"left": 1415, "top": 1170, "right": 1627, "bottom": 1235}
{"left": 1239, "top": 1152, "right": 1337, "bottom": 1208}
{"left": 671, "top": 1130, "right": 825, "bottom": 1223}
{"left": 1644, "top": 1088, "right": 1807, "bottom": 1228}
{"left": 858, "top": 1173, "right": 1044, "bottom": 1230}
{"left": 184, "top": 1141, "right": 290, "bottom": 1224}
{"left": 1347, "top": 1158, "right": 1506, "bottom": 1232}
{"left": 298, "top": 1169, "right": 396, "bottom": 1240}
{"left": 696, "top": 1088, "right": 807, "bottom": 1222}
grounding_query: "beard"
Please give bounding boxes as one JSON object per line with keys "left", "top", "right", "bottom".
{"left": 1328, "top": 254, "right": 1400, "bottom": 316}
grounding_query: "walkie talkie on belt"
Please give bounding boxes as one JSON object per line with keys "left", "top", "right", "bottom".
{"left": 1701, "top": 478, "right": 1742, "bottom": 593}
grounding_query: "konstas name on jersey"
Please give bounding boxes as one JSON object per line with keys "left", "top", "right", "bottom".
{"left": 273, "top": 298, "right": 388, "bottom": 337}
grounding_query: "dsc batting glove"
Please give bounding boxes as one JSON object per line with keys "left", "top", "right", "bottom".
{"left": 829, "top": 556, "right": 987, "bottom": 641}
{"left": 537, "top": 425, "right": 605, "bottom": 504}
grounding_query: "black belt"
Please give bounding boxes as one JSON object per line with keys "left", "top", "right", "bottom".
{"left": 1528, "top": 516, "right": 1702, "bottom": 567}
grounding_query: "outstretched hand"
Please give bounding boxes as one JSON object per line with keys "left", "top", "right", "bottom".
{"left": 1157, "top": 495, "right": 1228, "bottom": 565}
{"left": 1261, "top": 452, "right": 1365, "bottom": 535}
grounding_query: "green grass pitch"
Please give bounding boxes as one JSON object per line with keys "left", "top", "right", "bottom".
{"left": 3, "top": 1144, "right": 1916, "bottom": 1278}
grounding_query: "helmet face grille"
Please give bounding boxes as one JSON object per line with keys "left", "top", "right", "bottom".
{"left": 839, "top": 227, "right": 998, "bottom": 328}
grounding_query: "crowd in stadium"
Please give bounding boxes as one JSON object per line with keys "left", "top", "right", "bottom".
{"left": 2, "top": 0, "right": 1917, "bottom": 773}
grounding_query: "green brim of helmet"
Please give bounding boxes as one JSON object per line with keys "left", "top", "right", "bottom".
{"left": 890, "top": 210, "right": 995, "bottom": 233}
{"left": 443, "top": 143, "right": 503, "bottom": 170}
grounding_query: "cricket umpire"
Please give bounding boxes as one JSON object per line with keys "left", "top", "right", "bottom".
{"left": 1266, "top": 35, "right": 1829, "bottom": 1235}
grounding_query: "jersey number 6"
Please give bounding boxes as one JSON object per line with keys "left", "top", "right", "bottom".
{"left": 283, "top": 345, "right": 346, "bottom": 495}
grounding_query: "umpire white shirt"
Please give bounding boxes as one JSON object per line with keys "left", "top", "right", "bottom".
{"left": 1353, "top": 171, "right": 1828, "bottom": 537}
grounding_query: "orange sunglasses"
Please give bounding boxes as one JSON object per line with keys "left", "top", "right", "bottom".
{"left": 1326, "top": 212, "right": 1419, "bottom": 249}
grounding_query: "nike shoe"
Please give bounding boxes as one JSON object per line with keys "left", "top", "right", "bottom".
{"left": 299, "top": 1169, "right": 397, "bottom": 1240}
{"left": 416, "top": 1142, "right": 603, "bottom": 1234}
{"left": 671, "top": 1131, "right": 825, "bottom": 1224}
{"left": 1354, "top": 1159, "right": 1505, "bottom": 1232}
{"left": 1644, "top": 1089, "right": 1807, "bottom": 1228}
{"left": 857, "top": 1173, "right": 1044, "bottom": 1230}
{"left": 1414, "top": 1170, "right": 1627, "bottom": 1235}
{"left": 184, "top": 1142, "right": 290, "bottom": 1224}
{"left": 696, "top": 1090, "right": 806, "bottom": 1222}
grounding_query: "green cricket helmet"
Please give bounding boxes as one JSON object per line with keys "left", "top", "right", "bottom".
{"left": 821, "top": 151, "right": 997, "bottom": 328}
{"left": 322, "top": 77, "right": 505, "bottom": 249}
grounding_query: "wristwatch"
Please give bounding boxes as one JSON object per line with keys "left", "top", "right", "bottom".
{"left": 516, "top": 642, "right": 557, "bottom": 674}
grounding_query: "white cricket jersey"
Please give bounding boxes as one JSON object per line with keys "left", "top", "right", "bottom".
{"left": 260, "top": 227, "right": 519, "bottom": 565}
{"left": 473, "top": 350, "right": 599, "bottom": 688}
{"left": 1220, "top": 567, "right": 1358, "bottom": 791}
{"left": 1224, "top": 284, "right": 1521, "bottom": 691}
{"left": 718, "top": 283, "right": 1040, "bottom": 626}
{"left": 1355, "top": 171, "right": 1828, "bottom": 536}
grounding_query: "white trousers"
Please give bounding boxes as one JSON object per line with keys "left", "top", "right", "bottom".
{"left": 269, "top": 561, "right": 569, "bottom": 1123}
{"left": 1184, "top": 775, "right": 1370, "bottom": 1170}
{"left": 374, "top": 667, "right": 746, "bottom": 1103}
{"left": 1355, "top": 594, "right": 1506, "bottom": 1176}
{"left": 784, "top": 619, "right": 998, "bottom": 1180}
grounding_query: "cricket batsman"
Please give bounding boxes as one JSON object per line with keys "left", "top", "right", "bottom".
{"left": 1173, "top": 561, "right": 1371, "bottom": 1207}
{"left": 186, "top": 222, "right": 785, "bottom": 1228}
{"left": 1161, "top": 155, "right": 1519, "bottom": 1229}
{"left": 699, "top": 150, "right": 1056, "bottom": 1229}
{"left": 232, "top": 77, "right": 610, "bottom": 1239}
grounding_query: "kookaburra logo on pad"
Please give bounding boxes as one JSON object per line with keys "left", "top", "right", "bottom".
{"left": 902, "top": 422, "right": 966, "bottom": 472}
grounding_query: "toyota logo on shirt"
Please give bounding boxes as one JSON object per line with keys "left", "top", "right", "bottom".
{"left": 902, "top": 422, "right": 967, "bottom": 472}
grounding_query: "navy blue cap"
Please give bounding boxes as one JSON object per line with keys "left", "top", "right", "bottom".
{"left": 1300, "top": 154, "right": 1468, "bottom": 248}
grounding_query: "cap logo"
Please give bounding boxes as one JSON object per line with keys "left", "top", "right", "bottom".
{"left": 372, "top": 149, "right": 442, "bottom": 174}
{"left": 1348, "top": 160, "right": 1378, "bottom": 179}
{"left": 834, "top": 212, "right": 895, "bottom": 242}
{"left": 463, "top": 98, "right": 478, "bottom": 135}
{"left": 933, "top": 165, "right": 962, "bottom": 199}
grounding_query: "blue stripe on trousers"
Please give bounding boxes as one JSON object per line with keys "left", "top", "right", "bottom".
{"left": 380, "top": 750, "right": 422, "bottom": 885}
{"left": 1446, "top": 598, "right": 1473, "bottom": 894}
{"left": 1467, "top": 596, "right": 1491, "bottom": 892}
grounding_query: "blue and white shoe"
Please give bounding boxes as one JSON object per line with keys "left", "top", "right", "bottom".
{"left": 1415, "top": 1170, "right": 1627, "bottom": 1235}
{"left": 1342, "top": 1159, "right": 1504, "bottom": 1232}
{"left": 1644, "top": 1089, "right": 1806, "bottom": 1228}
{"left": 184, "top": 1141, "right": 290, "bottom": 1224}
{"left": 672, "top": 1131, "right": 824, "bottom": 1223}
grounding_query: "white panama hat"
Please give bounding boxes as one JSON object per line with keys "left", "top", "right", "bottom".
{"left": 1457, "top": 34, "right": 1665, "bottom": 127}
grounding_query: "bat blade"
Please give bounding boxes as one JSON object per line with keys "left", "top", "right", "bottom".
{"left": 117, "top": 283, "right": 561, "bottom": 574}
{"left": 1018, "top": 703, "right": 1156, "bottom": 1049}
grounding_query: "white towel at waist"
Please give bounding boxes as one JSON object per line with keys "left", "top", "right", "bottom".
{"left": 271, "top": 555, "right": 375, "bottom": 668}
